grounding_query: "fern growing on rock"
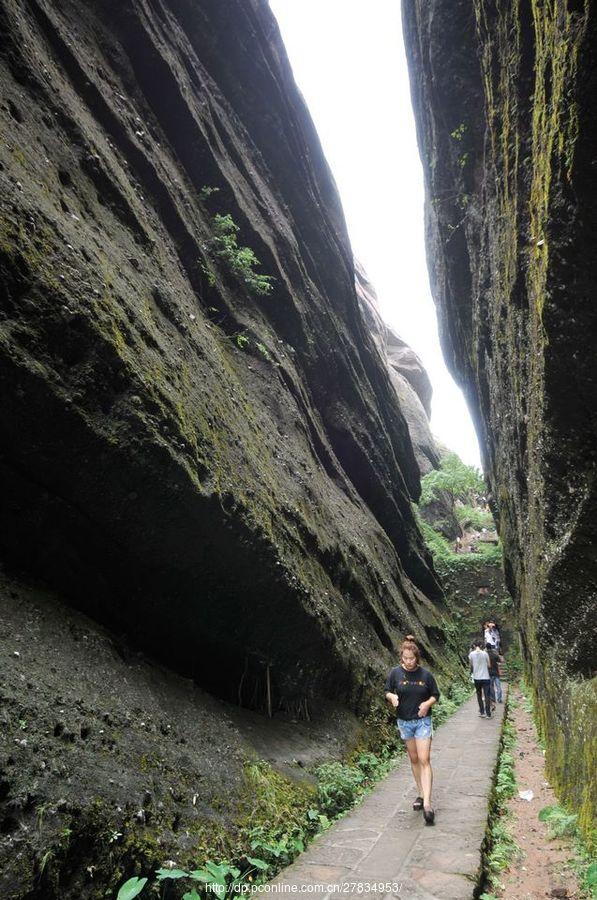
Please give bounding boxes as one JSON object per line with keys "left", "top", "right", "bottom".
{"left": 211, "top": 213, "right": 274, "bottom": 296}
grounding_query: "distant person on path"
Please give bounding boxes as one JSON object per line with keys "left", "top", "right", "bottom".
{"left": 469, "top": 640, "right": 492, "bottom": 718}
{"left": 486, "top": 643, "right": 503, "bottom": 705}
{"left": 490, "top": 621, "right": 501, "bottom": 649}
{"left": 484, "top": 621, "right": 501, "bottom": 650}
{"left": 385, "top": 640, "right": 440, "bottom": 825}
{"left": 483, "top": 621, "right": 494, "bottom": 647}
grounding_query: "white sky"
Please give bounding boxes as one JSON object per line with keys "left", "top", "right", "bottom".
{"left": 268, "top": 0, "right": 482, "bottom": 469}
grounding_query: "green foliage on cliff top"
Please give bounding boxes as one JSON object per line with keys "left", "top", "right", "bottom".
{"left": 417, "top": 516, "right": 502, "bottom": 574}
{"left": 420, "top": 452, "right": 485, "bottom": 507}
{"left": 456, "top": 503, "right": 495, "bottom": 531}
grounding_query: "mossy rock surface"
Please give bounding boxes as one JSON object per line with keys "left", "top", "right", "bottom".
{"left": 0, "top": 0, "right": 454, "bottom": 721}
{"left": 403, "top": 0, "right": 596, "bottom": 846}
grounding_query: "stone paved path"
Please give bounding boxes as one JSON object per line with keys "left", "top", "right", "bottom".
{"left": 271, "top": 693, "right": 507, "bottom": 900}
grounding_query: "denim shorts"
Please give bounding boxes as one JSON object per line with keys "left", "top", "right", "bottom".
{"left": 396, "top": 716, "right": 433, "bottom": 740}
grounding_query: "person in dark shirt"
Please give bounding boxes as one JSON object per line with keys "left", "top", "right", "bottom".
{"left": 385, "top": 640, "right": 440, "bottom": 825}
{"left": 486, "top": 643, "right": 503, "bottom": 705}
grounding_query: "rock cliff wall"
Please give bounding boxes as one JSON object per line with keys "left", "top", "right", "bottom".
{"left": 403, "top": 0, "right": 596, "bottom": 841}
{"left": 0, "top": 0, "right": 454, "bottom": 723}
{"left": 0, "top": 0, "right": 467, "bottom": 891}
{"left": 355, "top": 260, "right": 440, "bottom": 477}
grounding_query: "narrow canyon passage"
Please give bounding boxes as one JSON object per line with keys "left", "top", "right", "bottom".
{"left": 0, "top": 0, "right": 594, "bottom": 897}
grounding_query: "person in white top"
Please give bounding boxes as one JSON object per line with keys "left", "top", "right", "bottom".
{"left": 469, "top": 641, "right": 492, "bottom": 718}
{"left": 484, "top": 622, "right": 496, "bottom": 647}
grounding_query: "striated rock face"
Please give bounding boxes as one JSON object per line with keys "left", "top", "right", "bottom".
{"left": 355, "top": 261, "right": 440, "bottom": 476}
{"left": 403, "top": 0, "right": 596, "bottom": 840}
{"left": 0, "top": 0, "right": 451, "bottom": 721}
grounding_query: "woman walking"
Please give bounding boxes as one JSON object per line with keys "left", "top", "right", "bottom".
{"left": 385, "top": 640, "right": 440, "bottom": 825}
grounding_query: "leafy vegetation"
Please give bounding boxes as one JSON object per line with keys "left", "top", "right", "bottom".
{"left": 539, "top": 804, "right": 579, "bottom": 839}
{"left": 416, "top": 454, "right": 506, "bottom": 647}
{"left": 482, "top": 716, "right": 520, "bottom": 895}
{"left": 450, "top": 123, "right": 467, "bottom": 141}
{"left": 314, "top": 762, "right": 365, "bottom": 818}
{"left": 210, "top": 214, "right": 274, "bottom": 296}
{"left": 417, "top": 516, "right": 502, "bottom": 574}
{"left": 116, "top": 877, "right": 147, "bottom": 900}
{"left": 199, "top": 185, "right": 220, "bottom": 201}
{"left": 582, "top": 861, "right": 597, "bottom": 897}
{"left": 456, "top": 503, "right": 494, "bottom": 531}
{"left": 419, "top": 452, "right": 485, "bottom": 507}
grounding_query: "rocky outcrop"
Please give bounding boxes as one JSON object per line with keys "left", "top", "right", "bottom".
{"left": 355, "top": 261, "right": 440, "bottom": 476}
{"left": 0, "top": 0, "right": 454, "bottom": 718}
{"left": 403, "top": 0, "right": 597, "bottom": 842}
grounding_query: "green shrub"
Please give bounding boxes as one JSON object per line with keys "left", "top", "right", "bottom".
{"left": 354, "top": 752, "right": 381, "bottom": 778}
{"left": 416, "top": 516, "right": 503, "bottom": 574}
{"left": 539, "top": 805, "right": 579, "bottom": 839}
{"left": 211, "top": 214, "right": 274, "bottom": 296}
{"left": 314, "top": 762, "right": 364, "bottom": 818}
{"left": 420, "top": 452, "right": 485, "bottom": 507}
{"left": 456, "top": 503, "right": 495, "bottom": 531}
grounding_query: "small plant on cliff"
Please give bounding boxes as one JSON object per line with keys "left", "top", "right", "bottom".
{"left": 210, "top": 213, "right": 274, "bottom": 296}
{"left": 255, "top": 342, "right": 272, "bottom": 361}
{"left": 450, "top": 122, "right": 467, "bottom": 141}
{"left": 200, "top": 185, "right": 220, "bottom": 201}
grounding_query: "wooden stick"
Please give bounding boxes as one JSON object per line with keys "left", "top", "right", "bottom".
{"left": 238, "top": 655, "right": 248, "bottom": 707}
{"left": 266, "top": 664, "right": 272, "bottom": 719}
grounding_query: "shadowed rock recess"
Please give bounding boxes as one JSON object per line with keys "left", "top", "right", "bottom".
{"left": 0, "top": 0, "right": 457, "bottom": 893}
{"left": 403, "top": 0, "right": 596, "bottom": 842}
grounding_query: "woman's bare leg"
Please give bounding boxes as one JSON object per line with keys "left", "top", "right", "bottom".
{"left": 404, "top": 738, "right": 422, "bottom": 795}
{"left": 415, "top": 737, "right": 433, "bottom": 809}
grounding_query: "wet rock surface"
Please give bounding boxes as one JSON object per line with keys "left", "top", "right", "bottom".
{"left": 0, "top": 0, "right": 449, "bottom": 715}
{"left": 403, "top": 0, "right": 597, "bottom": 842}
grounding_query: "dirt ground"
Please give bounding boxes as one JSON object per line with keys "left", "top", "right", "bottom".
{"left": 495, "top": 688, "right": 584, "bottom": 900}
{"left": 0, "top": 573, "right": 362, "bottom": 898}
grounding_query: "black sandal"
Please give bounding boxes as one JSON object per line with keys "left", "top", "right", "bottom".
{"left": 412, "top": 796, "right": 424, "bottom": 811}
{"left": 423, "top": 807, "right": 435, "bottom": 825}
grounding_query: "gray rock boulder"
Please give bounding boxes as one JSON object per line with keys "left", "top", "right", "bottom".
{"left": 355, "top": 261, "right": 440, "bottom": 476}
